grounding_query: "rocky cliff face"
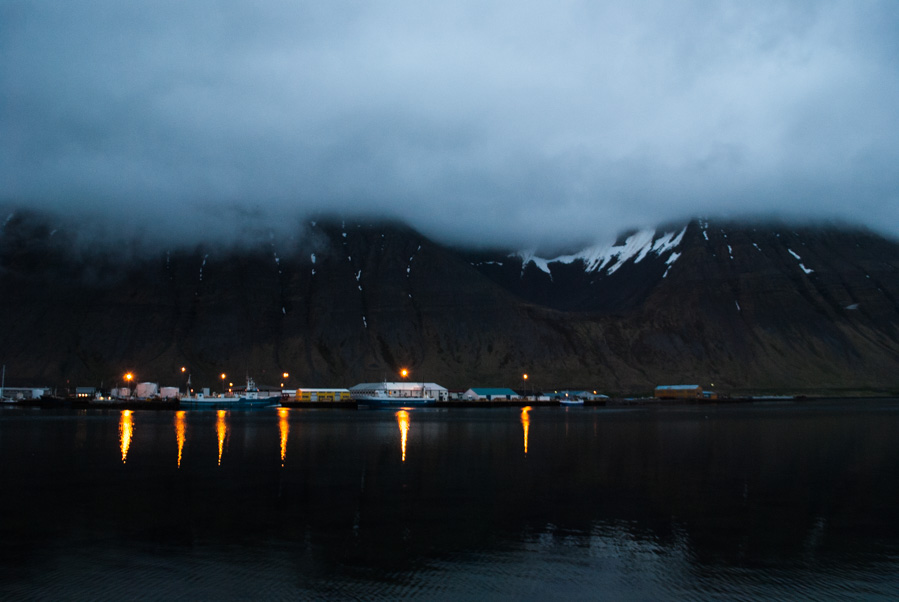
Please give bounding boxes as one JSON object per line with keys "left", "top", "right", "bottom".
{"left": 1, "top": 210, "right": 898, "bottom": 395}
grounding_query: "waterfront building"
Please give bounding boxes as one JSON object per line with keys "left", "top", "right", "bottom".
{"left": 2, "top": 387, "right": 52, "bottom": 401}
{"left": 349, "top": 381, "right": 448, "bottom": 401}
{"left": 654, "top": 384, "right": 704, "bottom": 399}
{"left": 463, "top": 388, "right": 520, "bottom": 401}
{"left": 294, "top": 388, "right": 352, "bottom": 402}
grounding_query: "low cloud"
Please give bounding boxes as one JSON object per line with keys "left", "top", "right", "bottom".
{"left": 2, "top": 1, "right": 898, "bottom": 250}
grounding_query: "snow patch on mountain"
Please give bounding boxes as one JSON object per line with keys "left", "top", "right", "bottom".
{"left": 515, "top": 227, "right": 686, "bottom": 278}
{"left": 788, "top": 248, "right": 815, "bottom": 274}
{"left": 516, "top": 251, "right": 553, "bottom": 276}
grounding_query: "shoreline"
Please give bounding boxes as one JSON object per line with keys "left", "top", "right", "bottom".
{"left": 4, "top": 393, "right": 898, "bottom": 411}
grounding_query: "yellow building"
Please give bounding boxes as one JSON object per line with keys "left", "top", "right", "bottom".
{"left": 294, "top": 388, "right": 352, "bottom": 402}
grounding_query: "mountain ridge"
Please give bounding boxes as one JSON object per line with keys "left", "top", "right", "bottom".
{"left": 1, "top": 210, "right": 898, "bottom": 395}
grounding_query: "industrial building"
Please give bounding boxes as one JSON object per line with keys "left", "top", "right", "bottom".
{"left": 349, "top": 381, "right": 449, "bottom": 401}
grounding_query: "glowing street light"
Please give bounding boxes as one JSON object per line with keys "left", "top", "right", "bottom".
{"left": 400, "top": 368, "right": 409, "bottom": 379}
{"left": 220, "top": 373, "right": 226, "bottom": 393}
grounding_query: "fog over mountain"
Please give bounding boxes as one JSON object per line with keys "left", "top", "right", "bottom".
{"left": 3, "top": 1, "right": 899, "bottom": 250}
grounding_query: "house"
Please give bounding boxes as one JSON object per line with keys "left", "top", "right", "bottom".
{"left": 463, "top": 388, "right": 520, "bottom": 401}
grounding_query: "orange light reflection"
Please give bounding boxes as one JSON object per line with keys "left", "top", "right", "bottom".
{"left": 119, "top": 410, "right": 133, "bottom": 463}
{"left": 216, "top": 410, "right": 228, "bottom": 466}
{"left": 278, "top": 407, "right": 289, "bottom": 466}
{"left": 174, "top": 411, "right": 186, "bottom": 468}
{"left": 396, "top": 410, "right": 410, "bottom": 462}
{"left": 521, "top": 406, "right": 531, "bottom": 455}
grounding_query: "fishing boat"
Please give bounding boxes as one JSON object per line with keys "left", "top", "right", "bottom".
{"left": 179, "top": 392, "right": 243, "bottom": 408}
{"left": 560, "top": 398, "right": 584, "bottom": 406}
{"left": 238, "top": 377, "right": 282, "bottom": 405}
{"left": 181, "top": 377, "right": 279, "bottom": 408}
{"left": 559, "top": 395, "right": 585, "bottom": 406}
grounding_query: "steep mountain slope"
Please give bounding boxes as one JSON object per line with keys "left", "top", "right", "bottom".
{"left": 1, "top": 210, "right": 898, "bottom": 395}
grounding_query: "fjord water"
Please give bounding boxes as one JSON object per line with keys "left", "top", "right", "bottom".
{"left": 2, "top": 402, "right": 898, "bottom": 600}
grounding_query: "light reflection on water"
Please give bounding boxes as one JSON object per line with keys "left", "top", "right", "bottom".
{"left": 216, "top": 409, "right": 228, "bottom": 466}
{"left": 3, "top": 401, "right": 899, "bottom": 599}
{"left": 118, "top": 410, "right": 132, "bottom": 463}
{"left": 396, "top": 410, "right": 409, "bottom": 462}
{"left": 174, "top": 410, "right": 186, "bottom": 468}
{"left": 278, "top": 407, "right": 289, "bottom": 466}
{"left": 521, "top": 406, "right": 531, "bottom": 454}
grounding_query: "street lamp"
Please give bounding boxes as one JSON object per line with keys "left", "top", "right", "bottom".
{"left": 123, "top": 372, "right": 134, "bottom": 398}
{"left": 400, "top": 368, "right": 409, "bottom": 379}
{"left": 220, "top": 373, "right": 226, "bottom": 394}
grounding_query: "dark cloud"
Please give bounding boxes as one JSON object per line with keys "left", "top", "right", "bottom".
{"left": 2, "top": 1, "right": 898, "bottom": 249}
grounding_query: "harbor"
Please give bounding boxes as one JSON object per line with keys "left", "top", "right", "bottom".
{"left": 4, "top": 398, "right": 899, "bottom": 599}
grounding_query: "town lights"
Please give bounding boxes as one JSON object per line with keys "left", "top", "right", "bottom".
{"left": 400, "top": 368, "right": 409, "bottom": 378}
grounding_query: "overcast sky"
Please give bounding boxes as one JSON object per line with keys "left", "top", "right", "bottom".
{"left": 3, "top": 1, "right": 898, "bottom": 250}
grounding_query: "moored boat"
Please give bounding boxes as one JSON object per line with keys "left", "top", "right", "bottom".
{"left": 354, "top": 389, "right": 436, "bottom": 408}
{"left": 238, "top": 377, "right": 282, "bottom": 405}
{"left": 180, "top": 376, "right": 281, "bottom": 408}
{"left": 559, "top": 398, "right": 585, "bottom": 406}
{"left": 178, "top": 392, "right": 242, "bottom": 407}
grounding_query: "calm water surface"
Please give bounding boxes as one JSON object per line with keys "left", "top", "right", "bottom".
{"left": 2, "top": 400, "right": 899, "bottom": 600}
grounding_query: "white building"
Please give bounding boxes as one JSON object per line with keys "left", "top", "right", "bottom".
{"left": 2, "top": 387, "right": 51, "bottom": 400}
{"left": 349, "top": 381, "right": 448, "bottom": 401}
